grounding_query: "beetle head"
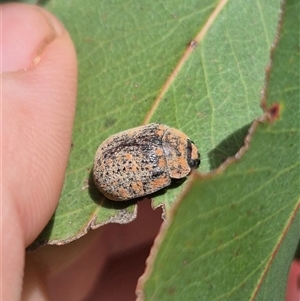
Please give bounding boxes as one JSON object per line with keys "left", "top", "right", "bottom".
{"left": 187, "top": 140, "right": 200, "bottom": 170}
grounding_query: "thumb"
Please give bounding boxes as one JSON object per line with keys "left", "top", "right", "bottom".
{"left": 2, "top": 3, "right": 77, "bottom": 300}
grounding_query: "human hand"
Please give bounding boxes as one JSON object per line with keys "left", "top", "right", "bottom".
{"left": 2, "top": 4, "right": 163, "bottom": 301}
{"left": 2, "top": 3, "right": 77, "bottom": 300}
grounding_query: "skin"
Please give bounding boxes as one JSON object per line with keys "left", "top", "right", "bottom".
{"left": 2, "top": 4, "right": 77, "bottom": 300}
{"left": 2, "top": 4, "right": 163, "bottom": 301}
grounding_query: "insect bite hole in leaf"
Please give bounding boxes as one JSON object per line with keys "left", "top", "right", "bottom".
{"left": 266, "top": 102, "right": 282, "bottom": 122}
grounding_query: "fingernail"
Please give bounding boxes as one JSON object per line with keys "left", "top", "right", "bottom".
{"left": 1, "top": 4, "right": 65, "bottom": 72}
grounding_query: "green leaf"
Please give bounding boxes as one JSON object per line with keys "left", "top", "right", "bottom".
{"left": 31, "top": 0, "right": 284, "bottom": 247}
{"left": 136, "top": 0, "right": 300, "bottom": 300}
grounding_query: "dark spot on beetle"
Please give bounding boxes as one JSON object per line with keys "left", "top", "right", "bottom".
{"left": 152, "top": 170, "right": 164, "bottom": 178}
{"left": 150, "top": 137, "right": 162, "bottom": 145}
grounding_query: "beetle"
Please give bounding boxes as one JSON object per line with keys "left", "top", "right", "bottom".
{"left": 93, "top": 123, "right": 200, "bottom": 201}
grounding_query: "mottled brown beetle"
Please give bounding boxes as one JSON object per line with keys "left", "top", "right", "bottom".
{"left": 93, "top": 123, "right": 200, "bottom": 201}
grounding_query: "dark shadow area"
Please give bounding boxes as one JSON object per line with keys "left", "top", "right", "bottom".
{"left": 294, "top": 239, "right": 300, "bottom": 260}
{"left": 83, "top": 242, "right": 154, "bottom": 301}
{"left": 208, "top": 123, "right": 251, "bottom": 169}
{"left": 88, "top": 166, "right": 189, "bottom": 208}
{"left": 45, "top": 200, "right": 163, "bottom": 301}
{"left": 26, "top": 212, "right": 56, "bottom": 251}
